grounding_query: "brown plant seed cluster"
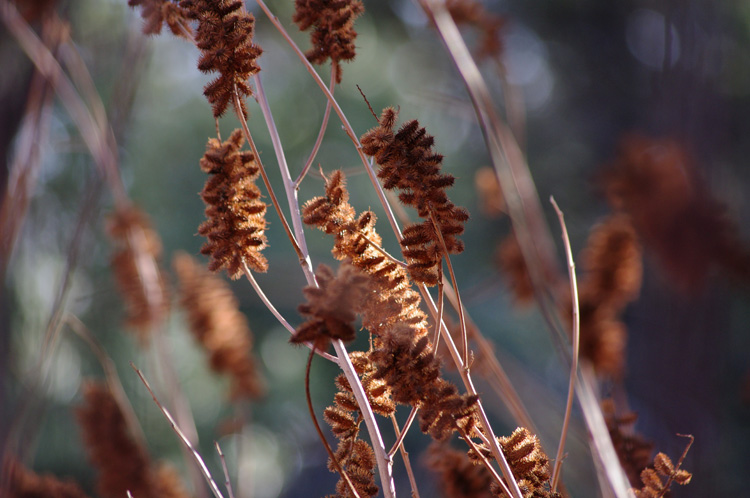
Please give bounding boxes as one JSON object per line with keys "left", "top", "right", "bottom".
{"left": 602, "top": 133, "right": 750, "bottom": 292}
{"left": 127, "top": 0, "right": 192, "bottom": 38}
{"left": 4, "top": 459, "right": 90, "bottom": 498}
{"left": 292, "top": 262, "right": 370, "bottom": 349}
{"left": 174, "top": 252, "right": 265, "bottom": 399}
{"left": 107, "top": 204, "right": 170, "bottom": 341}
{"left": 76, "top": 382, "right": 191, "bottom": 498}
{"left": 361, "top": 107, "right": 469, "bottom": 286}
{"left": 180, "top": 0, "right": 262, "bottom": 117}
{"left": 198, "top": 128, "right": 268, "bottom": 279}
{"left": 293, "top": 0, "right": 364, "bottom": 83}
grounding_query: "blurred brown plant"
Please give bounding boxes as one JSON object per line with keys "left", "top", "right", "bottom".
{"left": 174, "top": 252, "right": 265, "bottom": 399}
{"left": 4, "top": 459, "right": 90, "bottom": 498}
{"left": 602, "top": 133, "right": 750, "bottom": 292}
{"left": 107, "top": 204, "right": 170, "bottom": 342}
{"left": 127, "top": 0, "right": 191, "bottom": 37}
{"left": 425, "top": 443, "right": 495, "bottom": 498}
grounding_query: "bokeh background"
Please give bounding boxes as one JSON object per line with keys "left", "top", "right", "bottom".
{"left": 2, "top": 0, "right": 750, "bottom": 497}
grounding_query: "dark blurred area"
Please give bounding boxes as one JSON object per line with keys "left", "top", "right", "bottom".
{"left": 1, "top": 0, "right": 749, "bottom": 497}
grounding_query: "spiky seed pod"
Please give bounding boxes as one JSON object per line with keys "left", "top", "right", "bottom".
{"left": 292, "top": 263, "right": 370, "bottom": 349}
{"left": 179, "top": 0, "right": 262, "bottom": 117}
{"left": 332, "top": 439, "right": 379, "bottom": 498}
{"left": 293, "top": 0, "right": 365, "bottom": 83}
{"left": 302, "top": 170, "right": 429, "bottom": 337}
{"left": 128, "top": 0, "right": 192, "bottom": 37}
{"left": 5, "top": 459, "right": 91, "bottom": 498}
{"left": 198, "top": 128, "right": 268, "bottom": 279}
{"left": 468, "top": 427, "right": 557, "bottom": 498}
{"left": 107, "top": 205, "right": 170, "bottom": 342}
{"left": 361, "top": 107, "right": 469, "bottom": 286}
{"left": 174, "top": 252, "right": 265, "bottom": 399}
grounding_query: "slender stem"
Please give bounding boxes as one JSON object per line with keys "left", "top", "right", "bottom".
{"left": 305, "top": 348, "right": 362, "bottom": 498}
{"left": 64, "top": 314, "right": 148, "bottom": 450}
{"left": 549, "top": 197, "right": 580, "bottom": 492}
{"left": 387, "top": 407, "right": 418, "bottom": 458}
{"left": 346, "top": 228, "right": 407, "bottom": 268}
{"left": 295, "top": 66, "right": 336, "bottom": 188}
{"left": 428, "top": 210, "right": 469, "bottom": 369}
{"left": 233, "top": 87, "right": 305, "bottom": 264}
{"left": 1, "top": 0, "right": 126, "bottom": 206}
{"left": 251, "top": 75, "right": 317, "bottom": 284}
{"left": 457, "top": 426, "right": 510, "bottom": 496}
{"left": 131, "top": 363, "right": 225, "bottom": 498}
{"left": 242, "top": 262, "right": 337, "bottom": 363}
{"left": 214, "top": 441, "right": 236, "bottom": 498}
{"left": 431, "top": 274, "right": 444, "bottom": 356}
{"left": 389, "top": 413, "right": 421, "bottom": 498}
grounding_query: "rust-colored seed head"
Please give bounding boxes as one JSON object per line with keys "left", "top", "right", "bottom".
{"left": 198, "top": 128, "right": 268, "bottom": 279}
{"left": 174, "top": 252, "right": 265, "bottom": 399}
{"left": 128, "top": 0, "right": 192, "bottom": 38}
{"left": 293, "top": 0, "right": 365, "bottom": 83}
{"left": 361, "top": 107, "right": 469, "bottom": 286}
{"left": 180, "top": 0, "right": 262, "bottom": 117}
{"left": 5, "top": 459, "right": 91, "bottom": 498}
{"left": 292, "top": 262, "right": 371, "bottom": 349}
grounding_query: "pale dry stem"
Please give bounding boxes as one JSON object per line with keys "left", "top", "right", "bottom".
{"left": 549, "top": 197, "right": 580, "bottom": 492}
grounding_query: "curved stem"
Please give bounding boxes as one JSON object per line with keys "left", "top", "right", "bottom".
{"left": 233, "top": 87, "right": 305, "bottom": 264}
{"left": 387, "top": 407, "right": 418, "bottom": 458}
{"left": 389, "top": 413, "right": 421, "bottom": 498}
{"left": 549, "top": 197, "right": 580, "bottom": 492}
{"left": 304, "top": 347, "right": 362, "bottom": 498}
{"left": 295, "top": 66, "right": 336, "bottom": 188}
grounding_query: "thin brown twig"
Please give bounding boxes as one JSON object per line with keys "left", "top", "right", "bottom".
{"left": 387, "top": 407, "right": 418, "bottom": 458}
{"left": 304, "top": 348, "right": 362, "bottom": 498}
{"left": 429, "top": 210, "right": 469, "bottom": 370}
{"left": 388, "top": 413, "right": 421, "bottom": 498}
{"left": 457, "top": 426, "right": 511, "bottom": 496}
{"left": 214, "top": 441, "right": 236, "bottom": 498}
{"left": 549, "top": 197, "right": 580, "bottom": 492}
{"left": 131, "top": 362, "right": 225, "bottom": 498}
{"left": 233, "top": 86, "right": 305, "bottom": 264}
{"left": 295, "top": 65, "right": 337, "bottom": 188}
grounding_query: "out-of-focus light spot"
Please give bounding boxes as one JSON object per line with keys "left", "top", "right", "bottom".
{"left": 391, "top": 0, "right": 428, "bottom": 28}
{"left": 260, "top": 329, "right": 306, "bottom": 383}
{"left": 48, "top": 340, "right": 82, "bottom": 404}
{"left": 503, "top": 25, "right": 554, "bottom": 112}
{"left": 626, "top": 9, "right": 680, "bottom": 69}
{"left": 237, "top": 425, "right": 285, "bottom": 498}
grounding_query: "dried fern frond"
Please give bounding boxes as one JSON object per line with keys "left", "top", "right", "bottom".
{"left": 174, "top": 252, "right": 265, "bottom": 399}
{"left": 361, "top": 107, "right": 469, "bottom": 286}
{"left": 4, "top": 459, "right": 90, "bottom": 498}
{"left": 292, "top": 0, "right": 364, "bottom": 83}
{"left": 107, "top": 204, "right": 170, "bottom": 341}
{"left": 198, "top": 128, "right": 268, "bottom": 279}
{"left": 127, "top": 0, "right": 191, "bottom": 38}
{"left": 179, "top": 0, "right": 262, "bottom": 117}
{"left": 292, "top": 262, "right": 370, "bottom": 349}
